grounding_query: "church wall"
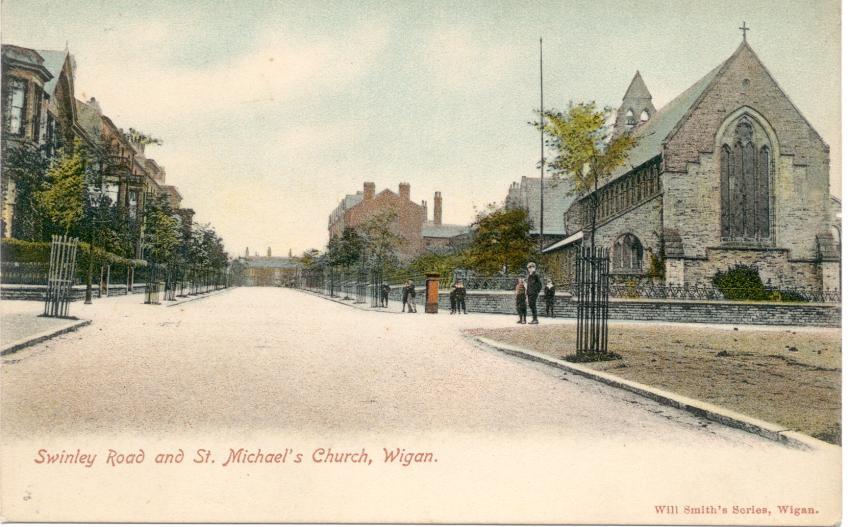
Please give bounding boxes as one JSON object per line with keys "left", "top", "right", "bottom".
{"left": 663, "top": 44, "right": 831, "bottom": 263}
{"left": 681, "top": 249, "right": 820, "bottom": 290}
{"left": 589, "top": 195, "right": 663, "bottom": 275}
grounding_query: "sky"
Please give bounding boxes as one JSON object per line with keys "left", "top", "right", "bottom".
{"left": 1, "top": 0, "right": 841, "bottom": 257}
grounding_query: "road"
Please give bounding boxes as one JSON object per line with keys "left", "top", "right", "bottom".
{"left": 0, "top": 287, "right": 841, "bottom": 523}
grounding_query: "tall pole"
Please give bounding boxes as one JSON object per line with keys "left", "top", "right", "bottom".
{"left": 539, "top": 37, "right": 545, "bottom": 254}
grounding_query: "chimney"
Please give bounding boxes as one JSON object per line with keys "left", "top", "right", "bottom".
{"left": 289, "top": 248, "right": 292, "bottom": 258}
{"left": 363, "top": 182, "right": 375, "bottom": 200}
{"left": 434, "top": 191, "right": 443, "bottom": 226}
{"left": 399, "top": 182, "right": 410, "bottom": 201}
{"left": 267, "top": 247, "right": 272, "bottom": 257}
{"left": 245, "top": 247, "right": 249, "bottom": 258}
{"left": 421, "top": 200, "right": 428, "bottom": 221}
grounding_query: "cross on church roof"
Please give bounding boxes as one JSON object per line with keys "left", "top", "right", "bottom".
{"left": 739, "top": 21, "right": 750, "bottom": 42}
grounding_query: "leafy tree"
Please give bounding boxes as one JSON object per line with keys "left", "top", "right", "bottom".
{"left": 360, "top": 210, "right": 403, "bottom": 270}
{"left": 143, "top": 194, "right": 181, "bottom": 264}
{"left": 467, "top": 204, "right": 534, "bottom": 274}
{"left": 2, "top": 143, "right": 51, "bottom": 240}
{"left": 38, "top": 140, "right": 86, "bottom": 236}
{"left": 537, "top": 102, "right": 636, "bottom": 250}
{"left": 329, "top": 227, "right": 365, "bottom": 269}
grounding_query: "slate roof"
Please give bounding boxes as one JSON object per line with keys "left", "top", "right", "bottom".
{"left": 506, "top": 176, "right": 573, "bottom": 236}
{"left": 623, "top": 70, "right": 652, "bottom": 100}
{"left": 241, "top": 256, "right": 301, "bottom": 269}
{"left": 75, "top": 99, "right": 101, "bottom": 141}
{"left": 36, "top": 49, "right": 70, "bottom": 96}
{"left": 605, "top": 61, "right": 724, "bottom": 184}
{"left": 422, "top": 222, "right": 468, "bottom": 238}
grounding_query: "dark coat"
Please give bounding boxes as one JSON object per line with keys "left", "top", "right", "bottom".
{"left": 544, "top": 284, "right": 555, "bottom": 301}
{"left": 515, "top": 283, "right": 527, "bottom": 309}
{"left": 401, "top": 285, "right": 409, "bottom": 303}
{"left": 527, "top": 272, "right": 542, "bottom": 297}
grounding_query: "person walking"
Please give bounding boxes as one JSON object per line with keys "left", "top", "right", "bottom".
{"left": 406, "top": 281, "right": 418, "bottom": 313}
{"left": 544, "top": 279, "right": 556, "bottom": 317}
{"left": 515, "top": 278, "right": 527, "bottom": 324}
{"left": 456, "top": 280, "right": 467, "bottom": 314}
{"left": 526, "top": 262, "right": 542, "bottom": 324}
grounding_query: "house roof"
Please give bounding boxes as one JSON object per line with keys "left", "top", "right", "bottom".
{"left": 36, "top": 49, "right": 71, "bottom": 96}
{"left": 422, "top": 222, "right": 468, "bottom": 238}
{"left": 1, "top": 45, "right": 52, "bottom": 81}
{"left": 506, "top": 176, "right": 573, "bottom": 235}
{"left": 241, "top": 257, "right": 301, "bottom": 269}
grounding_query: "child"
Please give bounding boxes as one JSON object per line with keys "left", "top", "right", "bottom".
{"left": 515, "top": 278, "right": 527, "bottom": 324}
{"left": 544, "top": 279, "right": 556, "bottom": 317}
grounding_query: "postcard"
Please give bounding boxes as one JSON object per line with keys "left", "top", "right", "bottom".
{"left": 0, "top": 0, "right": 842, "bottom": 524}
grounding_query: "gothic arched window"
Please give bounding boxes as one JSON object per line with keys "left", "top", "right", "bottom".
{"left": 625, "top": 109, "right": 636, "bottom": 126}
{"left": 612, "top": 234, "right": 643, "bottom": 271}
{"left": 720, "top": 116, "right": 772, "bottom": 242}
{"left": 640, "top": 109, "right": 650, "bottom": 122}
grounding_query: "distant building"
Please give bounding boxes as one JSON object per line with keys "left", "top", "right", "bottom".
{"left": 328, "top": 182, "right": 468, "bottom": 260}
{"left": 238, "top": 247, "right": 302, "bottom": 287}
{"left": 505, "top": 176, "right": 574, "bottom": 248}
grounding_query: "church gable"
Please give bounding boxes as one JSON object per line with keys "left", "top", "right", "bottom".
{"left": 663, "top": 42, "right": 828, "bottom": 174}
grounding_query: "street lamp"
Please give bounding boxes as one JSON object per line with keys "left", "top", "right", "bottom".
{"left": 84, "top": 187, "right": 103, "bottom": 304}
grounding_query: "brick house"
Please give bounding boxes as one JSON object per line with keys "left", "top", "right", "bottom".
{"left": 329, "top": 182, "right": 468, "bottom": 260}
{"left": 543, "top": 39, "right": 840, "bottom": 291}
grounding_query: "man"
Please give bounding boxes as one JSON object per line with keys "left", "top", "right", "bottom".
{"left": 449, "top": 284, "right": 458, "bottom": 314}
{"left": 406, "top": 281, "right": 418, "bottom": 313}
{"left": 526, "top": 262, "right": 542, "bottom": 324}
{"left": 455, "top": 281, "right": 467, "bottom": 314}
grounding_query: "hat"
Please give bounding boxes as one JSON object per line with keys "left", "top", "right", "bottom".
{"left": 527, "top": 262, "right": 536, "bottom": 268}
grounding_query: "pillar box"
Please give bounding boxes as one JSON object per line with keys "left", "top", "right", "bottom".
{"left": 425, "top": 272, "right": 440, "bottom": 313}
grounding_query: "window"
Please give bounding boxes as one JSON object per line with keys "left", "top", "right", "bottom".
{"left": 612, "top": 234, "right": 643, "bottom": 271}
{"left": 625, "top": 109, "right": 636, "bottom": 126}
{"left": 720, "top": 116, "right": 771, "bottom": 241}
{"left": 5, "top": 77, "right": 27, "bottom": 136}
{"left": 640, "top": 109, "right": 650, "bottom": 122}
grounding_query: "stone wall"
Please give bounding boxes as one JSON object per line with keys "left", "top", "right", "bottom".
{"left": 2, "top": 283, "right": 147, "bottom": 301}
{"left": 680, "top": 248, "right": 821, "bottom": 289}
{"left": 387, "top": 289, "right": 839, "bottom": 327}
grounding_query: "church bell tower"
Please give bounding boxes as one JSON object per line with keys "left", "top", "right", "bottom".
{"left": 614, "top": 71, "right": 656, "bottom": 135}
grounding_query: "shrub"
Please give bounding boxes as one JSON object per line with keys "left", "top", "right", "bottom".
{"left": 712, "top": 264, "right": 769, "bottom": 301}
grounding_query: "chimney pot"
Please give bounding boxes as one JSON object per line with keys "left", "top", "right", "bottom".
{"left": 399, "top": 182, "right": 411, "bottom": 201}
{"left": 363, "top": 182, "right": 375, "bottom": 200}
{"left": 434, "top": 191, "right": 443, "bottom": 226}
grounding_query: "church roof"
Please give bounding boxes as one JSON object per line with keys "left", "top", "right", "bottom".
{"left": 605, "top": 61, "right": 724, "bottom": 184}
{"left": 623, "top": 71, "right": 652, "bottom": 100}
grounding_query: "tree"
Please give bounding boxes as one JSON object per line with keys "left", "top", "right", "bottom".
{"left": 143, "top": 194, "right": 181, "bottom": 264}
{"left": 537, "top": 102, "right": 636, "bottom": 251}
{"left": 360, "top": 210, "right": 403, "bottom": 270}
{"left": 467, "top": 204, "right": 534, "bottom": 275}
{"left": 38, "top": 140, "right": 86, "bottom": 236}
{"left": 2, "top": 142, "right": 51, "bottom": 240}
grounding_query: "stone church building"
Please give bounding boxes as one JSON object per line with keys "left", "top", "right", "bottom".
{"left": 544, "top": 38, "right": 840, "bottom": 292}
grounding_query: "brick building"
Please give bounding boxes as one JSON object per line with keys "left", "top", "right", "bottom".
{"left": 505, "top": 176, "right": 574, "bottom": 248}
{"left": 543, "top": 39, "right": 840, "bottom": 291}
{"left": 328, "top": 182, "right": 468, "bottom": 260}
{"left": 238, "top": 247, "right": 301, "bottom": 287}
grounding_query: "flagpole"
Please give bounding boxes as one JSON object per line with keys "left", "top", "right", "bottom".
{"left": 539, "top": 37, "right": 544, "bottom": 254}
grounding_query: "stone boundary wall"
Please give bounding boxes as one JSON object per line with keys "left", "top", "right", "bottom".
{"left": 1, "top": 283, "right": 147, "bottom": 301}
{"left": 388, "top": 287, "right": 840, "bottom": 327}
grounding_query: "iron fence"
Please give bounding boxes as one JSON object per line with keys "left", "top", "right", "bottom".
{"left": 1, "top": 261, "right": 51, "bottom": 285}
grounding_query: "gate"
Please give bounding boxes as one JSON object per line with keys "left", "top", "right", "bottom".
{"left": 43, "top": 235, "right": 79, "bottom": 318}
{"left": 575, "top": 246, "right": 610, "bottom": 356}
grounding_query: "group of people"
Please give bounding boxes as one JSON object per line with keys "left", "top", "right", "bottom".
{"left": 378, "top": 262, "right": 556, "bottom": 321}
{"left": 515, "top": 262, "right": 555, "bottom": 324}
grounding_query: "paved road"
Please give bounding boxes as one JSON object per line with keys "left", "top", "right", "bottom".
{"left": 0, "top": 287, "right": 783, "bottom": 440}
{"left": 0, "top": 287, "right": 840, "bottom": 523}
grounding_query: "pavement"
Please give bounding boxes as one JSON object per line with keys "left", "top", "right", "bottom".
{"left": 0, "top": 287, "right": 840, "bottom": 523}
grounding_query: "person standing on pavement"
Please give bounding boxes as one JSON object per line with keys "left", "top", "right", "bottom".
{"left": 515, "top": 278, "right": 527, "bottom": 324}
{"left": 544, "top": 279, "right": 556, "bottom": 317}
{"left": 401, "top": 280, "right": 410, "bottom": 312}
{"left": 456, "top": 281, "right": 467, "bottom": 314}
{"left": 406, "top": 281, "right": 418, "bottom": 313}
{"left": 449, "top": 284, "right": 458, "bottom": 314}
{"left": 380, "top": 283, "right": 390, "bottom": 307}
{"left": 525, "top": 262, "right": 542, "bottom": 324}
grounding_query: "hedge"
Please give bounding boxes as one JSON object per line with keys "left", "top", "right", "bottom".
{"left": 1, "top": 238, "right": 146, "bottom": 268}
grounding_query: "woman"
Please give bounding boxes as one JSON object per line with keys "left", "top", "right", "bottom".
{"left": 515, "top": 278, "right": 527, "bottom": 324}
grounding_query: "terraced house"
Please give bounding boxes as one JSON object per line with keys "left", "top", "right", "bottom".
{"left": 544, "top": 38, "right": 841, "bottom": 292}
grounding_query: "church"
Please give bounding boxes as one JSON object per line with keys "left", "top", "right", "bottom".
{"left": 543, "top": 34, "right": 840, "bottom": 292}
